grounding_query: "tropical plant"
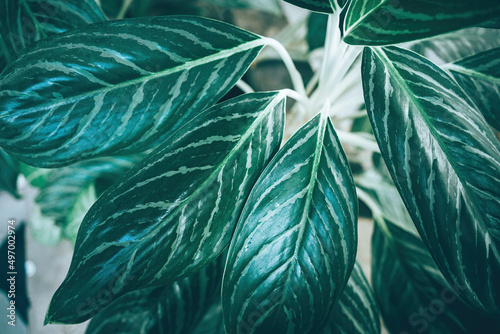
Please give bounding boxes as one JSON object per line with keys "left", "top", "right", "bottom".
{"left": 1, "top": 0, "right": 499, "bottom": 333}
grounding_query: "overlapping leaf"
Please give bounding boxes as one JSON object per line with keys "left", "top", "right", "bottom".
{"left": 323, "top": 262, "right": 380, "bottom": 334}
{"left": 357, "top": 169, "right": 500, "bottom": 333}
{"left": 0, "top": 0, "right": 107, "bottom": 72}
{"left": 409, "top": 27, "right": 500, "bottom": 65}
{"left": 45, "top": 92, "right": 285, "bottom": 324}
{"left": 447, "top": 47, "right": 500, "bottom": 131}
{"left": 284, "top": 0, "right": 348, "bottom": 14}
{"left": 0, "top": 16, "right": 265, "bottom": 167}
{"left": 362, "top": 46, "right": 500, "bottom": 315}
{"left": 344, "top": 0, "right": 500, "bottom": 46}
{"left": 222, "top": 113, "right": 357, "bottom": 334}
{"left": 86, "top": 255, "right": 223, "bottom": 334}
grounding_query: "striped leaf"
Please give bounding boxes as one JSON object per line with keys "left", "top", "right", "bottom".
{"left": 222, "top": 113, "right": 357, "bottom": 334}
{"left": 0, "top": 0, "right": 107, "bottom": 72}
{"left": 45, "top": 92, "right": 285, "bottom": 324}
{"left": 323, "top": 262, "right": 380, "bottom": 334}
{"left": 358, "top": 169, "right": 500, "bottom": 334}
{"left": 85, "top": 255, "right": 223, "bottom": 334}
{"left": 0, "top": 16, "right": 265, "bottom": 167}
{"left": 448, "top": 47, "right": 500, "bottom": 131}
{"left": 283, "top": 0, "right": 348, "bottom": 14}
{"left": 344, "top": 0, "right": 500, "bottom": 46}
{"left": 0, "top": 148, "right": 19, "bottom": 198}
{"left": 362, "top": 46, "right": 500, "bottom": 315}
{"left": 34, "top": 155, "right": 141, "bottom": 225}
{"left": 409, "top": 27, "right": 500, "bottom": 65}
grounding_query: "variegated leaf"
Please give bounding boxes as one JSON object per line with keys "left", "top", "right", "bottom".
{"left": 362, "top": 46, "right": 500, "bottom": 315}
{"left": 323, "top": 262, "right": 380, "bottom": 334}
{"left": 447, "top": 47, "right": 500, "bottom": 131}
{"left": 45, "top": 92, "right": 285, "bottom": 324}
{"left": 85, "top": 255, "right": 223, "bottom": 334}
{"left": 35, "top": 155, "right": 141, "bottom": 225}
{"left": 283, "top": 0, "right": 348, "bottom": 14}
{"left": 0, "top": 0, "right": 107, "bottom": 72}
{"left": 344, "top": 0, "right": 500, "bottom": 46}
{"left": 222, "top": 113, "right": 357, "bottom": 334}
{"left": 409, "top": 27, "right": 500, "bottom": 65}
{"left": 357, "top": 169, "right": 500, "bottom": 333}
{"left": 0, "top": 16, "right": 265, "bottom": 167}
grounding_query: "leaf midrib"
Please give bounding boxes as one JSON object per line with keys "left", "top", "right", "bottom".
{"left": 274, "top": 112, "right": 328, "bottom": 326}
{"left": 373, "top": 47, "right": 496, "bottom": 250}
{"left": 446, "top": 64, "right": 500, "bottom": 83}
{"left": 9, "top": 38, "right": 266, "bottom": 113}
{"left": 121, "top": 92, "right": 284, "bottom": 274}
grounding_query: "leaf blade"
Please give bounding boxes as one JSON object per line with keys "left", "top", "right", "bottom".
{"left": 362, "top": 45, "right": 500, "bottom": 315}
{"left": 344, "top": 0, "right": 500, "bottom": 46}
{"left": 45, "top": 91, "right": 285, "bottom": 324}
{"left": 448, "top": 47, "right": 500, "bottom": 131}
{"left": 222, "top": 113, "right": 358, "bottom": 334}
{"left": 0, "top": 16, "right": 265, "bottom": 167}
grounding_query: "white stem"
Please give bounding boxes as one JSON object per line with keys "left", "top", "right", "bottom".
{"left": 263, "top": 37, "right": 308, "bottom": 101}
{"left": 117, "top": 0, "right": 134, "bottom": 19}
{"left": 236, "top": 80, "right": 254, "bottom": 94}
{"left": 336, "top": 130, "right": 380, "bottom": 153}
{"left": 281, "top": 89, "right": 310, "bottom": 107}
{"left": 320, "top": 14, "right": 341, "bottom": 87}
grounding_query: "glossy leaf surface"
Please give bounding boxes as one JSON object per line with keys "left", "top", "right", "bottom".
{"left": 344, "top": 0, "right": 500, "bottom": 45}
{"left": 0, "top": 16, "right": 264, "bottom": 167}
{"left": 357, "top": 170, "right": 500, "bottom": 334}
{"left": 86, "top": 256, "right": 223, "bottom": 334}
{"left": 0, "top": 0, "right": 107, "bottom": 72}
{"left": 45, "top": 92, "right": 285, "bottom": 324}
{"left": 222, "top": 113, "right": 357, "bottom": 334}
{"left": 324, "top": 262, "right": 380, "bottom": 334}
{"left": 448, "top": 47, "right": 500, "bottom": 131}
{"left": 362, "top": 46, "right": 500, "bottom": 315}
{"left": 409, "top": 27, "right": 500, "bottom": 65}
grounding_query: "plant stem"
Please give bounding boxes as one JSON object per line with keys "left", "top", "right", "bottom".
{"left": 236, "top": 80, "right": 254, "bottom": 94}
{"left": 262, "top": 37, "right": 309, "bottom": 108}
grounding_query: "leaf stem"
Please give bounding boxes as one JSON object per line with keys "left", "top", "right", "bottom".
{"left": 262, "top": 37, "right": 309, "bottom": 108}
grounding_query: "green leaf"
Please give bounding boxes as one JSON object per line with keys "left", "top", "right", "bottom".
{"left": 35, "top": 156, "right": 141, "bottom": 225}
{"left": 222, "top": 113, "right": 357, "bottom": 334}
{"left": 0, "top": 16, "right": 265, "bottom": 167}
{"left": 307, "top": 13, "right": 328, "bottom": 51}
{"left": 85, "top": 256, "right": 223, "bottom": 334}
{"left": 45, "top": 91, "right": 285, "bottom": 324}
{"left": 323, "top": 262, "right": 380, "bottom": 334}
{"left": 447, "top": 47, "right": 500, "bottom": 131}
{"left": 65, "top": 183, "right": 97, "bottom": 244}
{"left": 0, "top": 148, "right": 19, "bottom": 198}
{"left": 362, "top": 46, "right": 500, "bottom": 315}
{"left": 0, "top": 0, "right": 107, "bottom": 72}
{"left": 283, "top": 0, "right": 348, "bottom": 14}
{"left": 29, "top": 204, "right": 62, "bottom": 246}
{"left": 357, "top": 170, "right": 500, "bottom": 334}
{"left": 344, "top": 0, "right": 500, "bottom": 46}
{"left": 409, "top": 27, "right": 500, "bottom": 65}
